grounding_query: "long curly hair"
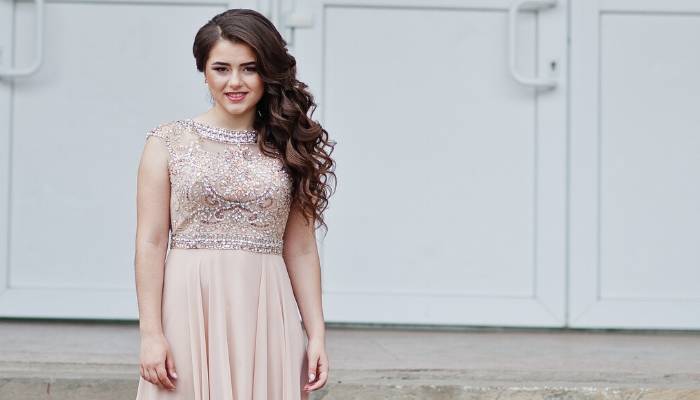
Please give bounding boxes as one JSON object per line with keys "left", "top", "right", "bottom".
{"left": 192, "top": 9, "right": 337, "bottom": 236}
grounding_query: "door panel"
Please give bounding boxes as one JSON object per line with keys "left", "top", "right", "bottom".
{"left": 292, "top": 0, "right": 568, "bottom": 326}
{"left": 569, "top": 0, "right": 700, "bottom": 329}
{"left": 0, "top": 0, "right": 244, "bottom": 318}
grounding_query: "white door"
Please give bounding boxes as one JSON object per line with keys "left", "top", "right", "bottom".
{"left": 290, "top": 0, "right": 568, "bottom": 326}
{"left": 569, "top": 0, "right": 700, "bottom": 329}
{"left": 14, "top": 0, "right": 694, "bottom": 330}
{"left": 0, "top": 0, "right": 265, "bottom": 318}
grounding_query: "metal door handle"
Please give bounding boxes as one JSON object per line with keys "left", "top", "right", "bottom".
{"left": 0, "top": 0, "right": 44, "bottom": 78}
{"left": 255, "top": 0, "right": 312, "bottom": 48}
{"left": 283, "top": 10, "right": 313, "bottom": 47}
{"left": 507, "top": 0, "right": 557, "bottom": 89}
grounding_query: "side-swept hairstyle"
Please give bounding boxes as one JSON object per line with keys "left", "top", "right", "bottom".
{"left": 193, "top": 9, "right": 337, "bottom": 235}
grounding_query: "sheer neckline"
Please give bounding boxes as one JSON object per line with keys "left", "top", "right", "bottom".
{"left": 182, "top": 118, "right": 258, "bottom": 144}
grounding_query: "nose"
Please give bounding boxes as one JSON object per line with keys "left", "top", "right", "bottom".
{"left": 228, "top": 70, "right": 244, "bottom": 88}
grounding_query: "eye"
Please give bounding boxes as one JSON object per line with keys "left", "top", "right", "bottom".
{"left": 214, "top": 67, "right": 228, "bottom": 72}
{"left": 244, "top": 66, "right": 257, "bottom": 72}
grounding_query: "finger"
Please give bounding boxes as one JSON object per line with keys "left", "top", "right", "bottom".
{"left": 307, "top": 354, "right": 318, "bottom": 383}
{"left": 146, "top": 368, "right": 157, "bottom": 385}
{"left": 306, "top": 370, "right": 328, "bottom": 390}
{"left": 156, "top": 365, "right": 176, "bottom": 390}
{"left": 166, "top": 353, "right": 178, "bottom": 380}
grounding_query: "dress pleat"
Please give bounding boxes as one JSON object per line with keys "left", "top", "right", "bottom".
{"left": 252, "top": 255, "right": 268, "bottom": 400}
{"left": 135, "top": 249, "right": 308, "bottom": 400}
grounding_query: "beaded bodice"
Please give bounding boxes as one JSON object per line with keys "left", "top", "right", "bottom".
{"left": 145, "top": 119, "right": 293, "bottom": 255}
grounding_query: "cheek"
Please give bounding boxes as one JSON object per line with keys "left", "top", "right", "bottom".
{"left": 249, "top": 78, "right": 265, "bottom": 99}
{"left": 211, "top": 77, "right": 229, "bottom": 91}
{"left": 251, "top": 77, "right": 264, "bottom": 92}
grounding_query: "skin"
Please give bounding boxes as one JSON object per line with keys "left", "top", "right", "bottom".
{"left": 135, "top": 38, "right": 329, "bottom": 394}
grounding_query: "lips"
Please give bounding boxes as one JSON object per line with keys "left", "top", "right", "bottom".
{"left": 225, "top": 92, "right": 247, "bottom": 102}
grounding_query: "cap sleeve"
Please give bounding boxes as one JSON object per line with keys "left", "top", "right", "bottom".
{"left": 146, "top": 122, "right": 170, "bottom": 141}
{"left": 145, "top": 122, "right": 174, "bottom": 164}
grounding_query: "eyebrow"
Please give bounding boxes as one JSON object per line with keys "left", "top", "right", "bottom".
{"left": 211, "top": 61, "right": 256, "bottom": 67}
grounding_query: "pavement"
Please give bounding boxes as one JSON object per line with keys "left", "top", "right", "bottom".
{"left": 1, "top": 319, "right": 699, "bottom": 399}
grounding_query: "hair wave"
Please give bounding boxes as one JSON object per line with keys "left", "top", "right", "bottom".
{"left": 192, "top": 9, "right": 337, "bottom": 236}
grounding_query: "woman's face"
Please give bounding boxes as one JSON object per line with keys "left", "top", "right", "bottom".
{"left": 204, "top": 39, "right": 264, "bottom": 124}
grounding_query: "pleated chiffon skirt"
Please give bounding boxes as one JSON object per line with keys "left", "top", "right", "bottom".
{"left": 135, "top": 248, "right": 309, "bottom": 400}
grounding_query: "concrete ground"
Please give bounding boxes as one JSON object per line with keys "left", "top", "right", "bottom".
{"left": 1, "top": 319, "right": 699, "bottom": 399}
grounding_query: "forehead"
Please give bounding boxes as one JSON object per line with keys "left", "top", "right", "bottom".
{"left": 208, "top": 39, "right": 257, "bottom": 64}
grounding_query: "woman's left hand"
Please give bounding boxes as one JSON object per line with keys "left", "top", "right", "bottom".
{"left": 304, "top": 336, "right": 329, "bottom": 392}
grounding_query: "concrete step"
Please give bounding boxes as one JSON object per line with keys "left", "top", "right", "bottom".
{"left": 1, "top": 320, "right": 699, "bottom": 399}
{"left": 1, "top": 364, "right": 698, "bottom": 399}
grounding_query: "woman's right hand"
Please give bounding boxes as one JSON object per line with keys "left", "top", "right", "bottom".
{"left": 139, "top": 333, "right": 178, "bottom": 391}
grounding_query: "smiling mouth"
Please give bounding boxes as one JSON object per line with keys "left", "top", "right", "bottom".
{"left": 225, "top": 92, "right": 247, "bottom": 101}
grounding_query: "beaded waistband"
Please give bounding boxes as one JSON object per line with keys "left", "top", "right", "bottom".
{"left": 170, "top": 232, "right": 283, "bottom": 255}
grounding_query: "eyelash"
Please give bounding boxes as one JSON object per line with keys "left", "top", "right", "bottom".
{"left": 214, "top": 67, "right": 256, "bottom": 72}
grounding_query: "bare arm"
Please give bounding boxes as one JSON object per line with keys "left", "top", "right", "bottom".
{"left": 134, "top": 136, "right": 171, "bottom": 337}
{"left": 134, "top": 133, "right": 178, "bottom": 390}
{"left": 282, "top": 201, "right": 325, "bottom": 340}
{"left": 283, "top": 200, "right": 329, "bottom": 391}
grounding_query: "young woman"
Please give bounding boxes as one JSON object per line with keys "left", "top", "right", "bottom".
{"left": 134, "top": 9, "right": 336, "bottom": 399}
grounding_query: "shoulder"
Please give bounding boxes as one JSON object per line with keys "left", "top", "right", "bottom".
{"left": 145, "top": 119, "right": 184, "bottom": 141}
{"left": 144, "top": 120, "right": 191, "bottom": 162}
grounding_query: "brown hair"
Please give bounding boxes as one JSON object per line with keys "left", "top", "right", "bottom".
{"left": 192, "top": 9, "right": 336, "bottom": 236}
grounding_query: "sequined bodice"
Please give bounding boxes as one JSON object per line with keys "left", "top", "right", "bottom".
{"left": 145, "top": 119, "right": 292, "bottom": 254}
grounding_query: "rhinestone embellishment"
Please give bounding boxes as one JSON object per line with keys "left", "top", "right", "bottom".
{"left": 170, "top": 232, "right": 283, "bottom": 254}
{"left": 144, "top": 119, "right": 292, "bottom": 255}
{"left": 183, "top": 118, "right": 258, "bottom": 144}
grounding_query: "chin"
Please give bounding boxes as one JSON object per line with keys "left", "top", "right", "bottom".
{"left": 224, "top": 107, "right": 251, "bottom": 116}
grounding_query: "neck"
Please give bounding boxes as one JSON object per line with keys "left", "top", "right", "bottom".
{"left": 208, "top": 104, "right": 256, "bottom": 131}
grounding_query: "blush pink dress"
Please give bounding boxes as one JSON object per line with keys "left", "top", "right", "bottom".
{"left": 135, "top": 119, "right": 308, "bottom": 400}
